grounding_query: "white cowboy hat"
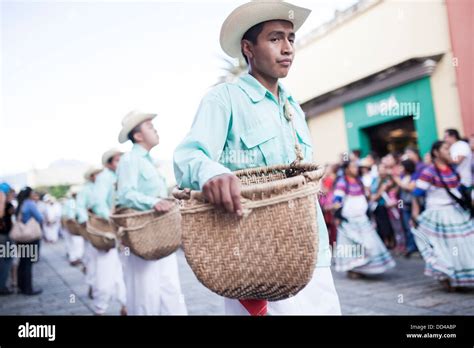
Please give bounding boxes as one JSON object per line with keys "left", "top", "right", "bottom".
{"left": 83, "top": 167, "right": 102, "bottom": 181}
{"left": 220, "top": 0, "right": 311, "bottom": 59}
{"left": 101, "top": 148, "right": 123, "bottom": 166}
{"left": 67, "top": 185, "right": 81, "bottom": 196}
{"left": 118, "top": 110, "right": 157, "bottom": 144}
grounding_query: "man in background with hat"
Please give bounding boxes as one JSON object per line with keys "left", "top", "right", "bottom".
{"left": 90, "top": 148, "right": 127, "bottom": 315}
{"left": 62, "top": 186, "right": 84, "bottom": 267}
{"left": 174, "top": 0, "right": 341, "bottom": 315}
{"left": 116, "top": 110, "right": 187, "bottom": 315}
{"left": 77, "top": 167, "right": 102, "bottom": 299}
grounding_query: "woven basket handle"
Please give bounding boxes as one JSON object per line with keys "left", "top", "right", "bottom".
{"left": 112, "top": 199, "right": 179, "bottom": 233}
{"left": 172, "top": 170, "right": 323, "bottom": 203}
{"left": 86, "top": 223, "right": 116, "bottom": 241}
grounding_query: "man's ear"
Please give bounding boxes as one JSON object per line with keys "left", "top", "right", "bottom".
{"left": 134, "top": 131, "right": 143, "bottom": 143}
{"left": 241, "top": 40, "right": 254, "bottom": 62}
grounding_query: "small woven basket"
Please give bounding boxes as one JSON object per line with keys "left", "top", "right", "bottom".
{"left": 86, "top": 214, "right": 117, "bottom": 252}
{"left": 64, "top": 218, "right": 86, "bottom": 238}
{"left": 109, "top": 200, "right": 182, "bottom": 260}
{"left": 173, "top": 163, "right": 323, "bottom": 301}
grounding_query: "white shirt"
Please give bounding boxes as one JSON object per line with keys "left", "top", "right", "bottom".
{"left": 450, "top": 140, "right": 472, "bottom": 187}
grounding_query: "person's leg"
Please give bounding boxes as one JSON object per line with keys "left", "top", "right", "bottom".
{"left": 18, "top": 247, "right": 33, "bottom": 293}
{"left": 70, "top": 235, "right": 84, "bottom": 263}
{"left": 158, "top": 253, "right": 187, "bottom": 315}
{"left": 110, "top": 248, "right": 127, "bottom": 315}
{"left": 121, "top": 252, "right": 161, "bottom": 315}
{"left": 92, "top": 250, "right": 112, "bottom": 315}
{"left": 224, "top": 267, "right": 341, "bottom": 315}
{"left": 268, "top": 267, "right": 341, "bottom": 315}
{"left": 17, "top": 248, "right": 26, "bottom": 293}
{"left": 402, "top": 209, "right": 418, "bottom": 253}
{"left": 224, "top": 298, "right": 251, "bottom": 315}
{"left": 0, "top": 236, "right": 12, "bottom": 291}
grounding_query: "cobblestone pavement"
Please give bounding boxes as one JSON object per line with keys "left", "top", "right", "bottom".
{"left": 0, "top": 239, "right": 472, "bottom": 315}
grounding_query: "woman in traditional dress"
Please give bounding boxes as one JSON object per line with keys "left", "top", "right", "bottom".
{"left": 411, "top": 141, "right": 474, "bottom": 290}
{"left": 334, "top": 161, "right": 395, "bottom": 278}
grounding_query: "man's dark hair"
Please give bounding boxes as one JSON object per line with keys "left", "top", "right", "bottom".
{"left": 445, "top": 128, "right": 461, "bottom": 140}
{"left": 127, "top": 123, "right": 142, "bottom": 143}
{"left": 430, "top": 140, "right": 445, "bottom": 159}
{"left": 404, "top": 146, "right": 421, "bottom": 161}
{"left": 401, "top": 159, "right": 416, "bottom": 175}
{"left": 107, "top": 156, "right": 114, "bottom": 165}
{"left": 241, "top": 22, "right": 266, "bottom": 64}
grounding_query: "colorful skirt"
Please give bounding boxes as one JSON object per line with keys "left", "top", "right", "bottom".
{"left": 412, "top": 204, "right": 474, "bottom": 287}
{"left": 335, "top": 215, "right": 396, "bottom": 274}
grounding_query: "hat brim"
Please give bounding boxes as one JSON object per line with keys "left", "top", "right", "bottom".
{"left": 102, "top": 150, "right": 124, "bottom": 166}
{"left": 84, "top": 169, "right": 102, "bottom": 181}
{"left": 220, "top": 1, "right": 311, "bottom": 59}
{"left": 118, "top": 113, "right": 157, "bottom": 144}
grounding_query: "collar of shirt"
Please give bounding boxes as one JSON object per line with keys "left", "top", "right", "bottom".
{"left": 104, "top": 167, "right": 117, "bottom": 180}
{"left": 237, "top": 73, "right": 294, "bottom": 106}
{"left": 132, "top": 143, "right": 153, "bottom": 162}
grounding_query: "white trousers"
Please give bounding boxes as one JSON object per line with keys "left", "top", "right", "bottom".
{"left": 63, "top": 228, "right": 84, "bottom": 262}
{"left": 224, "top": 267, "right": 341, "bottom": 315}
{"left": 84, "top": 241, "right": 98, "bottom": 287}
{"left": 120, "top": 251, "right": 187, "bottom": 315}
{"left": 44, "top": 222, "right": 60, "bottom": 242}
{"left": 92, "top": 248, "right": 127, "bottom": 314}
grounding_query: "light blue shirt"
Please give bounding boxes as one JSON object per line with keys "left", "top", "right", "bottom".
{"left": 91, "top": 168, "right": 117, "bottom": 220}
{"left": 174, "top": 73, "right": 331, "bottom": 267}
{"left": 117, "top": 144, "right": 167, "bottom": 211}
{"left": 62, "top": 198, "right": 76, "bottom": 220}
{"left": 76, "top": 181, "right": 95, "bottom": 224}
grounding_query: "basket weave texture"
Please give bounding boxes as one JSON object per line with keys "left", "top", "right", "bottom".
{"left": 86, "top": 214, "right": 117, "bottom": 251}
{"left": 110, "top": 201, "right": 182, "bottom": 260}
{"left": 63, "top": 218, "right": 87, "bottom": 238}
{"left": 174, "top": 163, "right": 323, "bottom": 301}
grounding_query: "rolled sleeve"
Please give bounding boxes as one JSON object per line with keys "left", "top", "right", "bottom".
{"left": 173, "top": 93, "right": 232, "bottom": 191}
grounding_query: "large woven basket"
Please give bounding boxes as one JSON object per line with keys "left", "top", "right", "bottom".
{"left": 109, "top": 200, "right": 182, "bottom": 260}
{"left": 86, "top": 214, "right": 117, "bottom": 252}
{"left": 63, "top": 218, "right": 87, "bottom": 238}
{"left": 173, "top": 163, "right": 323, "bottom": 301}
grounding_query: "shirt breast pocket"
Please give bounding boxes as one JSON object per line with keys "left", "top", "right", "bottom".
{"left": 296, "top": 128, "right": 314, "bottom": 162}
{"left": 240, "top": 124, "right": 279, "bottom": 166}
{"left": 139, "top": 165, "right": 159, "bottom": 187}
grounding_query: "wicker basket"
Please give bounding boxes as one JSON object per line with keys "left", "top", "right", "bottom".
{"left": 86, "top": 214, "right": 117, "bottom": 252}
{"left": 109, "top": 200, "right": 182, "bottom": 260}
{"left": 173, "top": 163, "right": 323, "bottom": 301}
{"left": 63, "top": 218, "right": 86, "bottom": 238}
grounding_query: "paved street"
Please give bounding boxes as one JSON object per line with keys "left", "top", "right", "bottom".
{"left": 0, "top": 238, "right": 473, "bottom": 315}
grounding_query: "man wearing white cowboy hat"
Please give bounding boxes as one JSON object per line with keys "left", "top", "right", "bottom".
{"left": 116, "top": 110, "right": 187, "bottom": 315}
{"left": 62, "top": 186, "right": 84, "bottom": 266}
{"left": 77, "top": 167, "right": 102, "bottom": 299}
{"left": 89, "top": 148, "right": 127, "bottom": 315}
{"left": 43, "top": 194, "right": 62, "bottom": 243}
{"left": 174, "top": 0, "right": 341, "bottom": 315}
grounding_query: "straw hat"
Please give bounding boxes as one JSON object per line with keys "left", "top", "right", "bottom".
{"left": 220, "top": 0, "right": 311, "bottom": 59}
{"left": 102, "top": 148, "right": 123, "bottom": 166}
{"left": 67, "top": 185, "right": 81, "bottom": 197}
{"left": 84, "top": 167, "right": 102, "bottom": 181}
{"left": 118, "top": 110, "right": 157, "bottom": 144}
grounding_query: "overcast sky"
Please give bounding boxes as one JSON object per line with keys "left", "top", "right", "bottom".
{"left": 1, "top": 0, "right": 358, "bottom": 177}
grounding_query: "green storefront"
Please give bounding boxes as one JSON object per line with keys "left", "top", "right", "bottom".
{"left": 343, "top": 77, "right": 438, "bottom": 158}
